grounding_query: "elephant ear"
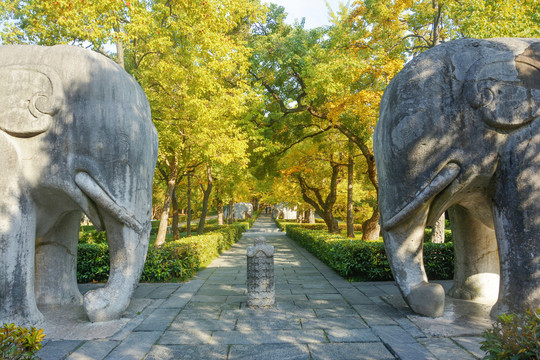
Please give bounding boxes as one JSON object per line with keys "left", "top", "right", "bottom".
{"left": 0, "top": 65, "right": 64, "bottom": 138}
{"left": 465, "top": 43, "right": 540, "bottom": 131}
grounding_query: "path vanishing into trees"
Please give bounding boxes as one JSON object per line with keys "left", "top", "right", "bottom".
{"left": 38, "top": 214, "right": 491, "bottom": 359}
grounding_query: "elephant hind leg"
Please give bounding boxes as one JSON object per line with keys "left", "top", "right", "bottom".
{"left": 447, "top": 205, "right": 499, "bottom": 302}
{"left": 35, "top": 211, "right": 83, "bottom": 307}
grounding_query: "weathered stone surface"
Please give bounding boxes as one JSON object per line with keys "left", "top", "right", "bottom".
{"left": 274, "top": 202, "right": 297, "bottom": 220}
{"left": 374, "top": 38, "right": 540, "bottom": 317}
{"left": 0, "top": 45, "right": 158, "bottom": 325}
{"left": 228, "top": 344, "right": 311, "bottom": 360}
{"left": 247, "top": 236, "right": 276, "bottom": 308}
{"left": 225, "top": 202, "right": 254, "bottom": 220}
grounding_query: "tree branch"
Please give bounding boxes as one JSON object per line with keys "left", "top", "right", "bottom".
{"left": 274, "top": 126, "right": 332, "bottom": 156}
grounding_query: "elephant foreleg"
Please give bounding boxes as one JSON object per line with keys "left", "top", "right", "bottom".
{"left": 0, "top": 193, "right": 43, "bottom": 325}
{"left": 447, "top": 205, "right": 499, "bottom": 302}
{"left": 0, "top": 133, "right": 43, "bottom": 325}
{"left": 35, "top": 211, "right": 83, "bottom": 306}
{"left": 492, "top": 128, "right": 540, "bottom": 316}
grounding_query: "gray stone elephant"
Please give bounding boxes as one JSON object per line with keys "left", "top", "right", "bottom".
{"left": 374, "top": 38, "right": 540, "bottom": 317}
{"left": 0, "top": 45, "right": 158, "bottom": 324}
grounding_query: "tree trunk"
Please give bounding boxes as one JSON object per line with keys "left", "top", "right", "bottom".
{"left": 362, "top": 205, "right": 380, "bottom": 240}
{"left": 431, "top": 0, "right": 442, "bottom": 47}
{"left": 319, "top": 210, "right": 339, "bottom": 234}
{"left": 308, "top": 208, "right": 315, "bottom": 224}
{"left": 217, "top": 198, "right": 224, "bottom": 225}
{"left": 114, "top": 28, "right": 125, "bottom": 69}
{"left": 297, "top": 161, "right": 342, "bottom": 234}
{"left": 432, "top": 214, "right": 446, "bottom": 243}
{"left": 171, "top": 186, "right": 180, "bottom": 240}
{"left": 155, "top": 157, "right": 178, "bottom": 247}
{"left": 186, "top": 171, "right": 192, "bottom": 237}
{"left": 297, "top": 209, "right": 304, "bottom": 223}
{"left": 347, "top": 143, "right": 355, "bottom": 238}
{"left": 335, "top": 123, "right": 380, "bottom": 240}
{"left": 227, "top": 201, "right": 233, "bottom": 224}
{"left": 197, "top": 164, "right": 213, "bottom": 235}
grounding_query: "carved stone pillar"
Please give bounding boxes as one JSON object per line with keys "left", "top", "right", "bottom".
{"left": 246, "top": 236, "right": 275, "bottom": 308}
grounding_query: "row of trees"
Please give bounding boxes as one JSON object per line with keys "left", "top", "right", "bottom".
{"left": 1, "top": 0, "right": 538, "bottom": 242}
{"left": 245, "top": 0, "right": 538, "bottom": 239}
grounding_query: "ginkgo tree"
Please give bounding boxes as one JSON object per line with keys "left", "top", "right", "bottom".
{"left": 1, "top": 0, "right": 131, "bottom": 66}
{"left": 1, "top": 0, "right": 265, "bottom": 246}
{"left": 133, "top": 0, "right": 264, "bottom": 246}
{"left": 248, "top": 3, "right": 407, "bottom": 239}
{"left": 348, "top": 0, "right": 540, "bottom": 242}
{"left": 3, "top": 0, "right": 538, "bottom": 245}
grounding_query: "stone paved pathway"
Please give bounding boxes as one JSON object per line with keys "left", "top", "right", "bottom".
{"left": 37, "top": 214, "right": 492, "bottom": 359}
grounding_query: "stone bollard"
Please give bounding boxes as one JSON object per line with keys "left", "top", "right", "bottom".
{"left": 246, "top": 236, "right": 275, "bottom": 308}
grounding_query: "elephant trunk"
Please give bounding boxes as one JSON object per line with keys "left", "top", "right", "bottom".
{"left": 382, "top": 204, "right": 445, "bottom": 317}
{"left": 83, "top": 215, "right": 148, "bottom": 322}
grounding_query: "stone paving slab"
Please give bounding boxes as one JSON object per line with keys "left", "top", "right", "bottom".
{"left": 66, "top": 340, "right": 120, "bottom": 360}
{"left": 158, "top": 330, "right": 213, "bottom": 345}
{"left": 309, "top": 343, "right": 396, "bottom": 360}
{"left": 144, "top": 345, "right": 228, "bottom": 360}
{"left": 38, "top": 340, "right": 83, "bottom": 360}
{"left": 228, "top": 344, "right": 311, "bottom": 360}
{"left": 36, "top": 214, "right": 493, "bottom": 359}
{"left": 325, "top": 328, "right": 379, "bottom": 343}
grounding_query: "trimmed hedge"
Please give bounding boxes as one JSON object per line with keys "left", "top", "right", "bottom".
{"left": 277, "top": 219, "right": 452, "bottom": 243}
{"left": 79, "top": 229, "right": 108, "bottom": 244}
{"left": 424, "top": 228, "right": 453, "bottom": 243}
{"left": 77, "top": 243, "right": 110, "bottom": 282}
{"left": 277, "top": 221, "right": 364, "bottom": 233}
{"left": 286, "top": 225, "right": 454, "bottom": 281}
{"left": 77, "top": 222, "right": 249, "bottom": 283}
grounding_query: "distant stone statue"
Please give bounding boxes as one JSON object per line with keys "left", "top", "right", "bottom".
{"left": 236, "top": 202, "right": 254, "bottom": 220}
{"left": 224, "top": 202, "right": 253, "bottom": 220}
{"left": 0, "top": 45, "right": 158, "bottom": 325}
{"left": 274, "top": 203, "right": 297, "bottom": 220}
{"left": 374, "top": 38, "right": 540, "bottom": 318}
{"left": 246, "top": 237, "right": 275, "bottom": 308}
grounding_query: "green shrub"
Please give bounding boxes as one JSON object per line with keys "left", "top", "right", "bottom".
{"left": 0, "top": 323, "right": 45, "bottom": 360}
{"left": 77, "top": 243, "right": 110, "bottom": 282}
{"left": 177, "top": 224, "right": 221, "bottom": 234}
{"left": 77, "top": 222, "right": 250, "bottom": 283}
{"left": 423, "top": 242, "right": 454, "bottom": 279}
{"left": 79, "top": 229, "right": 108, "bottom": 244}
{"left": 274, "top": 219, "right": 287, "bottom": 231}
{"left": 423, "top": 228, "right": 453, "bottom": 242}
{"left": 80, "top": 225, "right": 96, "bottom": 232}
{"left": 278, "top": 219, "right": 449, "bottom": 241}
{"left": 481, "top": 309, "right": 540, "bottom": 359}
{"left": 180, "top": 222, "right": 248, "bottom": 267}
{"left": 150, "top": 226, "right": 159, "bottom": 236}
{"left": 253, "top": 210, "right": 262, "bottom": 220}
{"left": 276, "top": 219, "right": 374, "bottom": 234}
{"left": 286, "top": 225, "right": 454, "bottom": 281}
{"left": 141, "top": 242, "right": 199, "bottom": 282}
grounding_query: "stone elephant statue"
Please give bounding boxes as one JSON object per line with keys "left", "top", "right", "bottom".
{"left": 0, "top": 45, "right": 158, "bottom": 324}
{"left": 374, "top": 38, "right": 540, "bottom": 317}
